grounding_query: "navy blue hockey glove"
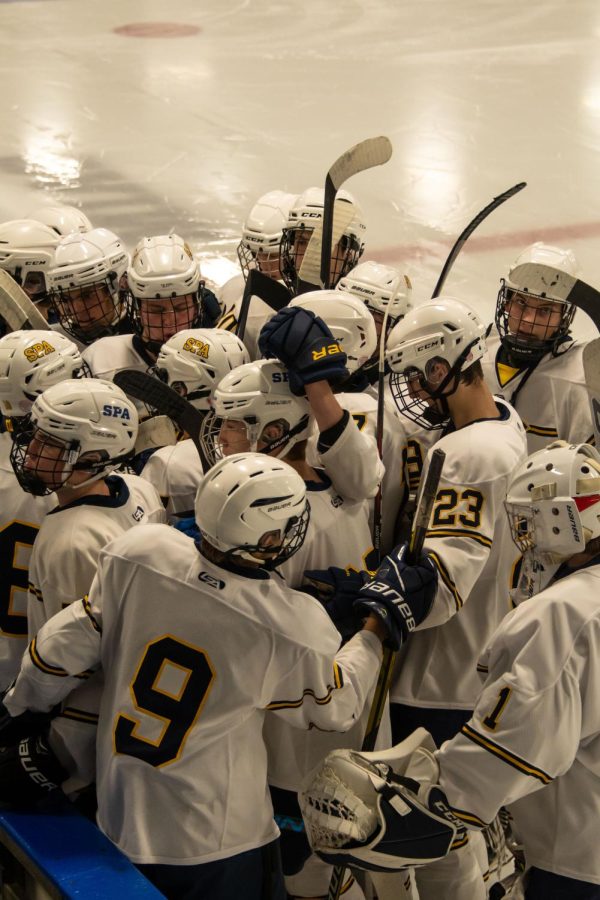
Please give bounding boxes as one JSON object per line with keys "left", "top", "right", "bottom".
{"left": 200, "top": 285, "right": 222, "bottom": 328}
{"left": 258, "top": 307, "right": 348, "bottom": 396}
{"left": 0, "top": 698, "right": 60, "bottom": 745}
{"left": 354, "top": 544, "right": 437, "bottom": 650}
{"left": 304, "top": 567, "right": 370, "bottom": 640}
{"left": 0, "top": 734, "right": 67, "bottom": 809}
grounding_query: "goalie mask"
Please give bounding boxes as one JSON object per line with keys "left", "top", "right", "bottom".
{"left": 28, "top": 205, "right": 93, "bottom": 237}
{"left": 0, "top": 219, "right": 59, "bottom": 306}
{"left": 289, "top": 291, "right": 377, "bottom": 373}
{"left": 194, "top": 452, "right": 310, "bottom": 569}
{"left": 337, "top": 260, "right": 413, "bottom": 330}
{"left": 128, "top": 234, "right": 208, "bottom": 354}
{"left": 386, "top": 297, "right": 487, "bottom": 430}
{"left": 495, "top": 242, "right": 579, "bottom": 364}
{"left": 237, "top": 190, "right": 297, "bottom": 281}
{"left": 201, "top": 359, "right": 311, "bottom": 466}
{"left": 299, "top": 730, "right": 462, "bottom": 872}
{"left": 0, "top": 330, "right": 89, "bottom": 434}
{"left": 47, "top": 228, "right": 130, "bottom": 345}
{"left": 280, "top": 187, "right": 366, "bottom": 293}
{"left": 10, "top": 378, "right": 138, "bottom": 496}
{"left": 505, "top": 441, "right": 600, "bottom": 598}
{"left": 154, "top": 328, "right": 249, "bottom": 412}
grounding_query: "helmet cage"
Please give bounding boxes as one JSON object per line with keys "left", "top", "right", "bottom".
{"left": 220, "top": 501, "right": 311, "bottom": 571}
{"left": 237, "top": 240, "right": 282, "bottom": 281}
{"left": 495, "top": 280, "right": 575, "bottom": 363}
{"left": 128, "top": 289, "right": 205, "bottom": 354}
{"left": 50, "top": 279, "right": 125, "bottom": 344}
{"left": 200, "top": 408, "right": 311, "bottom": 467}
{"left": 280, "top": 225, "right": 363, "bottom": 292}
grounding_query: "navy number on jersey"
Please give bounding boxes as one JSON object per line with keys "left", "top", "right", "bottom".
{"left": 114, "top": 635, "right": 215, "bottom": 767}
{"left": 432, "top": 488, "right": 485, "bottom": 529}
{"left": 1, "top": 520, "right": 38, "bottom": 637}
{"left": 482, "top": 686, "right": 512, "bottom": 731}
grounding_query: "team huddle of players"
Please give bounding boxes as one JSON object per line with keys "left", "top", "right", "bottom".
{"left": 0, "top": 190, "right": 597, "bottom": 900}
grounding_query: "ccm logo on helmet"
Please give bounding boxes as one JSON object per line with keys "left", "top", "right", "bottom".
{"left": 102, "top": 404, "right": 131, "bottom": 420}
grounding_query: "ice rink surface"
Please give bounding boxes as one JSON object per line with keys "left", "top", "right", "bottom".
{"left": 1, "top": 0, "right": 600, "bottom": 336}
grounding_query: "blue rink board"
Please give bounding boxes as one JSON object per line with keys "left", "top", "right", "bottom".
{"left": 0, "top": 803, "right": 163, "bottom": 898}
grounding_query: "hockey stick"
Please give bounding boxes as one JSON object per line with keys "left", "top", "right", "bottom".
{"left": 431, "top": 182, "right": 527, "bottom": 298}
{"left": 327, "top": 446, "right": 446, "bottom": 900}
{"left": 0, "top": 270, "right": 48, "bottom": 331}
{"left": 372, "top": 298, "right": 395, "bottom": 565}
{"left": 236, "top": 269, "right": 291, "bottom": 342}
{"left": 583, "top": 338, "right": 600, "bottom": 447}
{"left": 507, "top": 264, "right": 600, "bottom": 332}
{"left": 113, "top": 370, "right": 211, "bottom": 471}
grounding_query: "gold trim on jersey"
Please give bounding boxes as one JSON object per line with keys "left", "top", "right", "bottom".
{"left": 29, "top": 638, "right": 93, "bottom": 680}
{"left": 462, "top": 723, "right": 553, "bottom": 785}
{"left": 450, "top": 833, "right": 469, "bottom": 850}
{"left": 426, "top": 528, "right": 492, "bottom": 549}
{"left": 216, "top": 312, "right": 237, "bottom": 332}
{"left": 267, "top": 664, "right": 343, "bottom": 711}
{"left": 82, "top": 596, "right": 101, "bottom": 633}
{"left": 340, "top": 873, "right": 356, "bottom": 894}
{"left": 449, "top": 805, "right": 488, "bottom": 829}
{"left": 427, "top": 551, "right": 463, "bottom": 611}
{"left": 28, "top": 582, "right": 44, "bottom": 603}
{"left": 522, "top": 422, "right": 559, "bottom": 438}
{"left": 60, "top": 707, "right": 99, "bottom": 725}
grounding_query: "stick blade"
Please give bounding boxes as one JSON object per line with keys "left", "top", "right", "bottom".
{"left": 0, "top": 270, "right": 48, "bottom": 331}
{"left": 327, "top": 136, "right": 393, "bottom": 191}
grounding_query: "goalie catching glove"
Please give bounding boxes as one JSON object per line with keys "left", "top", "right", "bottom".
{"left": 299, "top": 728, "right": 464, "bottom": 871}
{"left": 354, "top": 543, "right": 437, "bottom": 649}
{"left": 258, "top": 306, "right": 348, "bottom": 396}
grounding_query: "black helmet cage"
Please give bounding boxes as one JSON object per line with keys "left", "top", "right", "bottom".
{"left": 221, "top": 500, "right": 311, "bottom": 571}
{"left": 49, "top": 274, "right": 125, "bottom": 345}
{"left": 128, "top": 283, "right": 213, "bottom": 354}
{"left": 279, "top": 224, "right": 363, "bottom": 293}
{"left": 495, "top": 279, "right": 576, "bottom": 364}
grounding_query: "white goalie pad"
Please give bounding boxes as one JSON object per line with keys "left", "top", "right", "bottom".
{"left": 299, "top": 728, "right": 463, "bottom": 872}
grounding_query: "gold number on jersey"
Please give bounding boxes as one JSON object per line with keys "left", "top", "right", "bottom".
{"left": 401, "top": 439, "right": 424, "bottom": 494}
{"left": 482, "top": 686, "right": 512, "bottom": 731}
{"left": 114, "top": 635, "right": 215, "bottom": 767}
{"left": 0, "top": 520, "right": 38, "bottom": 637}
{"left": 432, "top": 488, "right": 484, "bottom": 529}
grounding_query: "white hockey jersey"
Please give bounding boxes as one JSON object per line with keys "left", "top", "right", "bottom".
{"left": 482, "top": 331, "right": 595, "bottom": 452}
{"left": 27, "top": 473, "right": 166, "bottom": 792}
{"left": 82, "top": 334, "right": 154, "bottom": 414}
{"left": 437, "top": 562, "right": 600, "bottom": 883}
{"left": 5, "top": 524, "right": 381, "bottom": 865}
{"left": 217, "top": 273, "right": 277, "bottom": 361}
{"left": 140, "top": 438, "right": 204, "bottom": 514}
{"left": 391, "top": 399, "right": 528, "bottom": 709}
{"left": 0, "top": 431, "right": 55, "bottom": 690}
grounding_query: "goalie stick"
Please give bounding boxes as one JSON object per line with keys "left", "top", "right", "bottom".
{"left": 431, "top": 181, "right": 527, "bottom": 298}
{"left": 583, "top": 337, "right": 600, "bottom": 447}
{"left": 328, "top": 446, "right": 446, "bottom": 900}
{"left": 0, "top": 270, "right": 48, "bottom": 331}
{"left": 235, "top": 268, "right": 291, "bottom": 342}
{"left": 113, "top": 370, "right": 211, "bottom": 471}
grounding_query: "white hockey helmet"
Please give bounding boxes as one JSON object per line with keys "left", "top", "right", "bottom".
{"left": 505, "top": 441, "right": 600, "bottom": 570}
{"left": 10, "top": 378, "right": 138, "bottom": 495}
{"left": 280, "top": 187, "right": 366, "bottom": 291}
{"left": 194, "top": 452, "right": 309, "bottom": 569}
{"left": 46, "top": 228, "right": 130, "bottom": 344}
{"left": 28, "top": 205, "right": 93, "bottom": 237}
{"left": 155, "top": 328, "right": 250, "bottom": 412}
{"left": 237, "top": 190, "right": 297, "bottom": 279}
{"left": 289, "top": 290, "right": 377, "bottom": 373}
{"left": 0, "top": 329, "right": 88, "bottom": 420}
{"left": 0, "top": 218, "right": 60, "bottom": 303}
{"left": 202, "top": 359, "right": 311, "bottom": 465}
{"left": 337, "top": 261, "right": 413, "bottom": 324}
{"left": 386, "top": 297, "right": 487, "bottom": 429}
{"left": 496, "top": 242, "right": 580, "bottom": 363}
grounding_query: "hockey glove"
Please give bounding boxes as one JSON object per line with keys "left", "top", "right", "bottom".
{"left": 258, "top": 307, "right": 348, "bottom": 396}
{"left": 354, "top": 544, "right": 437, "bottom": 650}
{"left": 0, "top": 698, "right": 60, "bottom": 745}
{"left": 200, "top": 286, "right": 222, "bottom": 328}
{"left": 0, "top": 734, "right": 67, "bottom": 809}
{"left": 304, "top": 567, "right": 370, "bottom": 640}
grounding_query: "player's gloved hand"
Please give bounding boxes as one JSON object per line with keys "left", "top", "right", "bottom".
{"left": 0, "top": 734, "right": 67, "bottom": 809}
{"left": 0, "top": 698, "right": 60, "bottom": 746}
{"left": 304, "top": 567, "right": 370, "bottom": 640}
{"left": 354, "top": 544, "right": 437, "bottom": 650}
{"left": 200, "top": 285, "right": 222, "bottom": 328}
{"left": 258, "top": 307, "right": 348, "bottom": 396}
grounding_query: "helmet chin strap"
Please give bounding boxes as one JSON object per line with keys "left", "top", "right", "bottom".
{"left": 250, "top": 415, "right": 311, "bottom": 459}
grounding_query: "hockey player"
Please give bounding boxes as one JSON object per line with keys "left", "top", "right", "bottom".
{"left": 82, "top": 233, "right": 220, "bottom": 392}
{"left": 9, "top": 377, "right": 165, "bottom": 795}
{"left": 0, "top": 218, "right": 60, "bottom": 315}
{"left": 0, "top": 329, "right": 89, "bottom": 688}
{"left": 139, "top": 327, "right": 249, "bottom": 512}
{"left": 46, "top": 227, "right": 131, "bottom": 346}
{"left": 483, "top": 242, "right": 595, "bottom": 451}
{"left": 28, "top": 204, "right": 93, "bottom": 237}
{"left": 0, "top": 452, "right": 394, "bottom": 900}
{"left": 217, "top": 189, "right": 297, "bottom": 359}
{"left": 336, "top": 259, "right": 413, "bottom": 354}
{"left": 301, "top": 441, "right": 600, "bottom": 900}
{"left": 279, "top": 187, "right": 366, "bottom": 295}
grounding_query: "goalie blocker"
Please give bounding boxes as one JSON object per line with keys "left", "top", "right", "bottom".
{"left": 299, "top": 729, "right": 465, "bottom": 872}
